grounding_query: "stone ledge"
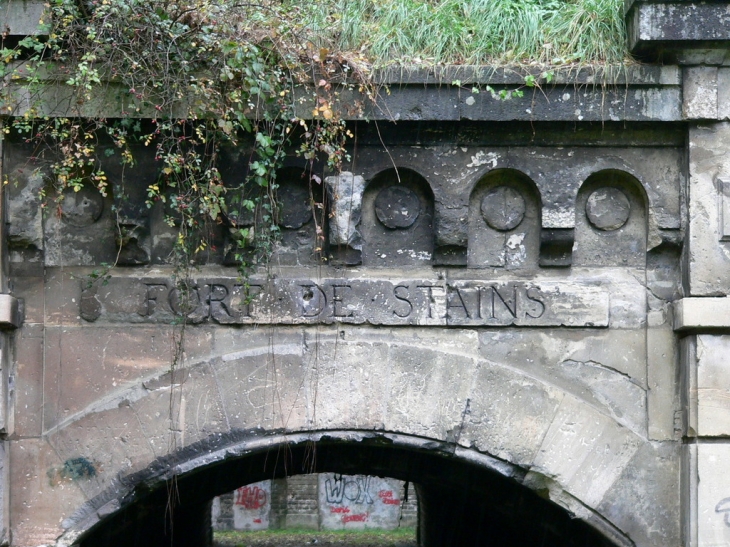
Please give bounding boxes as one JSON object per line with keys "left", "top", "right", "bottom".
{"left": 627, "top": 0, "right": 730, "bottom": 62}
{"left": 2, "top": 74, "right": 683, "bottom": 122}
{"left": 674, "top": 297, "right": 730, "bottom": 331}
{"left": 373, "top": 65, "right": 680, "bottom": 86}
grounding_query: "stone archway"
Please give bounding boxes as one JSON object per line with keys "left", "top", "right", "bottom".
{"left": 4, "top": 114, "right": 683, "bottom": 547}
{"left": 29, "top": 323, "right": 654, "bottom": 547}
{"left": 63, "top": 430, "right": 629, "bottom": 547}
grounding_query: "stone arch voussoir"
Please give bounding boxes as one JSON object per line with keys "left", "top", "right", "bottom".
{"left": 44, "top": 334, "right": 647, "bottom": 547}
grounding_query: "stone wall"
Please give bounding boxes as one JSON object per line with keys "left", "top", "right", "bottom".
{"left": 212, "top": 475, "right": 418, "bottom": 532}
{"left": 1, "top": 119, "right": 684, "bottom": 547}
{"left": 6, "top": 2, "right": 730, "bottom": 546}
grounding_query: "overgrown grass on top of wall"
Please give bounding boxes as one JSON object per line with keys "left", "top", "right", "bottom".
{"left": 265, "top": 0, "right": 628, "bottom": 67}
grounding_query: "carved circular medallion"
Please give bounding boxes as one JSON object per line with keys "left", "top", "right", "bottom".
{"left": 278, "top": 183, "right": 312, "bottom": 229}
{"left": 374, "top": 186, "right": 421, "bottom": 229}
{"left": 586, "top": 187, "right": 631, "bottom": 231}
{"left": 480, "top": 186, "right": 525, "bottom": 231}
{"left": 61, "top": 187, "right": 104, "bottom": 227}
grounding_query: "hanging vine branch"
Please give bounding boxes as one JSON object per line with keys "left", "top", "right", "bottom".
{"left": 1, "top": 0, "right": 359, "bottom": 280}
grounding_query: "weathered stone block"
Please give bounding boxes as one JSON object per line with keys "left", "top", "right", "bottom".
{"left": 325, "top": 172, "right": 365, "bottom": 265}
{"left": 360, "top": 170, "right": 435, "bottom": 267}
{"left": 694, "top": 443, "right": 730, "bottom": 547}
{"left": 718, "top": 69, "right": 730, "bottom": 121}
{"left": 684, "top": 67, "right": 718, "bottom": 120}
{"left": 647, "top": 320, "right": 679, "bottom": 441}
{"left": 383, "top": 341, "right": 477, "bottom": 440}
{"left": 14, "top": 325, "right": 44, "bottom": 437}
{"left": 1, "top": 0, "right": 47, "bottom": 36}
{"left": 468, "top": 172, "right": 541, "bottom": 270}
{"left": 627, "top": 1, "right": 730, "bottom": 59}
{"left": 687, "top": 123, "right": 730, "bottom": 296}
{"left": 478, "top": 327, "right": 648, "bottom": 399}
{"left": 132, "top": 363, "right": 228, "bottom": 457}
{"left": 42, "top": 327, "right": 174, "bottom": 430}
{"left": 573, "top": 172, "right": 648, "bottom": 269}
{"left": 9, "top": 439, "right": 87, "bottom": 547}
{"left": 302, "top": 337, "right": 390, "bottom": 431}
{"left": 46, "top": 403, "right": 156, "bottom": 500}
{"left": 11, "top": 273, "right": 44, "bottom": 325}
{"left": 460, "top": 362, "right": 566, "bottom": 465}
{"left": 5, "top": 166, "right": 45, "bottom": 251}
{"left": 597, "top": 441, "right": 680, "bottom": 547}
{"left": 213, "top": 330, "right": 308, "bottom": 431}
{"left": 43, "top": 188, "right": 118, "bottom": 267}
{"left": 692, "top": 335, "right": 730, "bottom": 437}
{"left": 43, "top": 270, "right": 86, "bottom": 326}
{"left": 530, "top": 395, "right": 642, "bottom": 507}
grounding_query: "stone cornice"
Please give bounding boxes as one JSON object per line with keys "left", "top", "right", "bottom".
{"left": 626, "top": 0, "right": 730, "bottom": 62}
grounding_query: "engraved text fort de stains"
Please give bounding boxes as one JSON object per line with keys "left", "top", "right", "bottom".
{"left": 79, "top": 278, "right": 609, "bottom": 328}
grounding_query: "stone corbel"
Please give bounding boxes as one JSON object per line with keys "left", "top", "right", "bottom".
{"left": 325, "top": 172, "right": 365, "bottom": 265}
{"left": 674, "top": 297, "right": 730, "bottom": 331}
{"left": 116, "top": 218, "right": 151, "bottom": 266}
{"left": 539, "top": 228, "right": 574, "bottom": 267}
{"left": 432, "top": 205, "right": 468, "bottom": 267}
{"left": 0, "top": 295, "right": 21, "bottom": 330}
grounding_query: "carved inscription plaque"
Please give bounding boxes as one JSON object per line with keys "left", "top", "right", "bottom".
{"left": 80, "top": 277, "right": 609, "bottom": 327}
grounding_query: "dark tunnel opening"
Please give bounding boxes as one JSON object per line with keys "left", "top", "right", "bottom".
{"left": 77, "top": 433, "right": 621, "bottom": 547}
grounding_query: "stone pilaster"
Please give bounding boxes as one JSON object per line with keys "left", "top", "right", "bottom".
{"left": 677, "top": 102, "right": 730, "bottom": 545}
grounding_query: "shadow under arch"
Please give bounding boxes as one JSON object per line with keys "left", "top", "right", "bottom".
{"left": 68, "top": 431, "right": 627, "bottom": 547}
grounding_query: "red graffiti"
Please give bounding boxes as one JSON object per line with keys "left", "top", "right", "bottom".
{"left": 253, "top": 518, "right": 262, "bottom": 524}
{"left": 378, "top": 490, "right": 400, "bottom": 504}
{"left": 235, "top": 485, "right": 267, "bottom": 509}
{"left": 342, "top": 513, "right": 368, "bottom": 523}
{"left": 330, "top": 506, "right": 351, "bottom": 513}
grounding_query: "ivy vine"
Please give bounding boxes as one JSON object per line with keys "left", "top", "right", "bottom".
{"left": 1, "top": 0, "right": 359, "bottom": 280}
{"left": 1, "top": 1, "right": 368, "bottom": 516}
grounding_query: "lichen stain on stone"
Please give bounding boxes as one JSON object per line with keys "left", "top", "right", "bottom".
{"left": 47, "top": 457, "right": 98, "bottom": 486}
{"left": 467, "top": 151, "right": 499, "bottom": 168}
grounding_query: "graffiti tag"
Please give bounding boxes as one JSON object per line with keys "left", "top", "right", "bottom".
{"left": 378, "top": 490, "right": 401, "bottom": 505}
{"left": 325, "top": 475, "right": 373, "bottom": 505}
{"left": 716, "top": 498, "right": 730, "bottom": 526}
{"left": 235, "top": 485, "right": 267, "bottom": 509}
{"left": 342, "top": 513, "right": 368, "bottom": 523}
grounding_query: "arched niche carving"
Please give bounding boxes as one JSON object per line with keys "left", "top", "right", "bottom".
{"left": 361, "top": 168, "right": 434, "bottom": 267}
{"left": 273, "top": 166, "right": 326, "bottom": 266}
{"left": 222, "top": 166, "right": 325, "bottom": 266}
{"left": 468, "top": 169, "right": 541, "bottom": 270}
{"left": 573, "top": 170, "right": 647, "bottom": 268}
